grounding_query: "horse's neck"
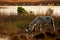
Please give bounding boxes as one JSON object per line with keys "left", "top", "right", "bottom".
{"left": 29, "top": 17, "right": 38, "bottom": 30}
{"left": 29, "top": 21, "right": 35, "bottom": 29}
{"left": 29, "top": 17, "right": 38, "bottom": 26}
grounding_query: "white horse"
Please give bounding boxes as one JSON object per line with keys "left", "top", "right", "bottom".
{"left": 26, "top": 16, "right": 55, "bottom": 34}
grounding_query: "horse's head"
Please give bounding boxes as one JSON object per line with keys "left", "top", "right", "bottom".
{"left": 26, "top": 16, "right": 41, "bottom": 33}
{"left": 26, "top": 28, "right": 29, "bottom": 33}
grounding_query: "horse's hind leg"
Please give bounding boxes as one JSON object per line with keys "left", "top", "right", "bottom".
{"left": 51, "top": 19, "right": 56, "bottom": 32}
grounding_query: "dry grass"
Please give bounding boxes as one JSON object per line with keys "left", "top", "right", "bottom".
{"left": 0, "top": 14, "right": 60, "bottom": 40}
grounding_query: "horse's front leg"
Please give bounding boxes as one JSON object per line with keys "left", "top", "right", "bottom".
{"left": 40, "top": 24, "right": 43, "bottom": 33}
{"left": 31, "top": 24, "right": 36, "bottom": 34}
